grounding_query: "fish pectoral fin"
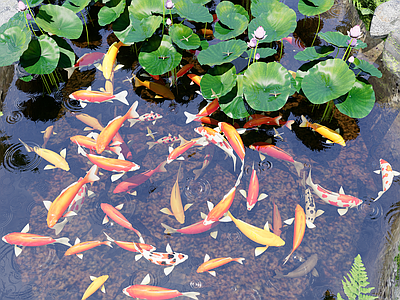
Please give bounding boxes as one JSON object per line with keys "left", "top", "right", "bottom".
{"left": 141, "top": 274, "right": 151, "bottom": 285}
{"left": 77, "top": 253, "right": 84, "bottom": 259}
{"left": 21, "top": 223, "right": 30, "bottom": 233}
{"left": 101, "top": 284, "right": 106, "bottom": 293}
{"left": 373, "top": 169, "right": 381, "bottom": 174}
{"left": 83, "top": 127, "right": 93, "bottom": 131}
{"left": 113, "top": 64, "right": 124, "bottom": 72}
{"left": 14, "top": 246, "right": 23, "bottom": 257}
{"left": 264, "top": 221, "right": 270, "bottom": 231}
{"left": 164, "top": 266, "right": 174, "bottom": 276}
{"left": 166, "top": 243, "right": 173, "bottom": 253}
{"left": 315, "top": 210, "right": 325, "bottom": 217}
{"left": 337, "top": 207, "right": 349, "bottom": 216}
{"left": 259, "top": 153, "right": 266, "bottom": 161}
{"left": 312, "top": 268, "right": 319, "bottom": 277}
{"left": 326, "top": 140, "right": 334, "bottom": 144}
{"left": 111, "top": 172, "right": 125, "bottom": 182}
{"left": 135, "top": 254, "right": 142, "bottom": 261}
{"left": 160, "top": 208, "right": 173, "bottom": 215}
{"left": 239, "top": 189, "right": 247, "bottom": 198}
{"left": 115, "top": 203, "right": 124, "bottom": 210}
{"left": 219, "top": 215, "right": 232, "bottom": 222}
{"left": 207, "top": 201, "right": 214, "bottom": 211}
{"left": 80, "top": 101, "right": 87, "bottom": 108}
{"left": 393, "top": 171, "right": 400, "bottom": 176}
{"left": 255, "top": 246, "right": 268, "bottom": 257}
{"left": 208, "top": 271, "right": 217, "bottom": 277}
{"left": 284, "top": 218, "right": 295, "bottom": 225}
{"left": 44, "top": 164, "right": 56, "bottom": 170}
{"left": 184, "top": 203, "right": 193, "bottom": 211}
{"left": 306, "top": 220, "right": 316, "bottom": 229}
{"left": 43, "top": 201, "right": 52, "bottom": 211}
{"left": 63, "top": 211, "right": 77, "bottom": 218}
{"left": 95, "top": 63, "right": 103, "bottom": 71}
{"left": 338, "top": 186, "right": 345, "bottom": 194}
{"left": 204, "top": 254, "right": 210, "bottom": 262}
{"left": 59, "top": 148, "right": 67, "bottom": 158}
{"left": 200, "top": 212, "right": 207, "bottom": 219}
{"left": 90, "top": 275, "right": 97, "bottom": 281}
{"left": 258, "top": 193, "right": 268, "bottom": 201}
{"left": 210, "top": 230, "right": 218, "bottom": 239}
{"left": 102, "top": 215, "right": 109, "bottom": 224}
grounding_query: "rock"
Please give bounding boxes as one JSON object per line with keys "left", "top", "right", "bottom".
{"left": 383, "top": 31, "right": 400, "bottom": 80}
{"left": 0, "top": 0, "right": 18, "bottom": 27}
{"left": 370, "top": 0, "right": 400, "bottom": 38}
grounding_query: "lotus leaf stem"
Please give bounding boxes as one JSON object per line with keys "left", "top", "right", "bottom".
{"left": 26, "top": 4, "right": 44, "bottom": 35}
{"left": 81, "top": 11, "right": 90, "bottom": 46}
{"left": 311, "top": 14, "right": 320, "bottom": 47}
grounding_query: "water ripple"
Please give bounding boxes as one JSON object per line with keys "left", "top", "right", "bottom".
{"left": 230, "top": 286, "right": 262, "bottom": 300}
{"left": 62, "top": 97, "right": 83, "bottom": 112}
{"left": 3, "top": 142, "right": 41, "bottom": 173}
{"left": 5, "top": 111, "right": 24, "bottom": 124}
{"left": 184, "top": 177, "right": 211, "bottom": 202}
{"left": 356, "top": 201, "right": 384, "bottom": 222}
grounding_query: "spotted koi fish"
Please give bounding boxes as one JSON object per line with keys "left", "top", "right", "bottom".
{"left": 127, "top": 111, "right": 163, "bottom": 127}
{"left": 373, "top": 159, "right": 400, "bottom": 201}
{"left": 146, "top": 134, "right": 180, "bottom": 149}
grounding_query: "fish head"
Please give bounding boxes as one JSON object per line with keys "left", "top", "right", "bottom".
{"left": 175, "top": 253, "right": 188, "bottom": 264}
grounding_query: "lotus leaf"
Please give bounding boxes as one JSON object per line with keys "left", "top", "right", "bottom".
{"left": 335, "top": 80, "right": 375, "bottom": 118}
{"left": 51, "top": 36, "right": 75, "bottom": 68}
{"left": 98, "top": 0, "right": 126, "bottom": 26}
{"left": 23, "top": 0, "right": 44, "bottom": 7}
{"left": 20, "top": 35, "right": 60, "bottom": 75}
{"left": 353, "top": 57, "right": 382, "bottom": 78}
{"left": 174, "top": 0, "right": 213, "bottom": 23}
{"left": 197, "top": 40, "right": 247, "bottom": 66}
{"left": 302, "top": 58, "right": 355, "bottom": 104}
{"left": 244, "top": 48, "right": 277, "bottom": 59}
{"left": 0, "top": 21, "right": 31, "bottom": 67}
{"left": 247, "top": 3, "right": 296, "bottom": 43}
{"left": 298, "top": 0, "right": 334, "bottom": 16}
{"left": 214, "top": 2, "right": 248, "bottom": 40}
{"left": 318, "top": 31, "right": 367, "bottom": 49}
{"left": 200, "top": 63, "right": 237, "bottom": 99}
{"left": 219, "top": 75, "right": 251, "bottom": 119}
{"left": 191, "top": 0, "right": 212, "bottom": 4}
{"left": 63, "top": 0, "right": 91, "bottom": 13}
{"left": 36, "top": 4, "right": 83, "bottom": 39}
{"left": 243, "top": 62, "right": 292, "bottom": 111}
{"left": 169, "top": 24, "right": 201, "bottom": 50}
{"left": 129, "top": 0, "right": 164, "bottom": 20}
{"left": 294, "top": 46, "right": 335, "bottom": 61}
{"left": 139, "top": 35, "right": 181, "bottom": 75}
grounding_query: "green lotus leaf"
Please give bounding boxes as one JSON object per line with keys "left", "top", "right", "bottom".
{"left": 214, "top": 1, "right": 248, "bottom": 40}
{"left": 0, "top": 11, "right": 26, "bottom": 33}
{"left": 200, "top": 63, "right": 237, "bottom": 99}
{"left": 298, "top": 0, "right": 334, "bottom": 16}
{"left": 98, "top": 0, "right": 126, "bottom": 26}
{"left": 197, "top": 40, "right": 247, "bottom": 66}
{"left": 62, "top": 0, "right": 91, "bottom": 13}
{"left": 200, "top": 40, "right": 209, "bottom": 50}
{"left": 22, "top": 0, "right": 44, "bottom": 7}
{"left": 0, "top": 25, "right": 31, "bottom": 67}
{"left": 20, "top": 35, "right": 60, "bottom": 75}
{"left": 219, "top": 75, "right": 251, "bottom": 119}
{"left": 129, "top": 0, "right": 164, "bottom": 19}
{"left": 20, "top": 75, "right": 33, "bottom": 82}
{"left": 247, "top": 3, "right": 297, "bottom": 43}
{"left": 169, "top": 24, "right": 201, "bottom": 50}
{"left": 244, "top": 47, "right": 277, "bottom": 59}
{"left": 302, "top": 58, "right": 355, "bottom": 104}
{"left": 335, "top": 80, "right": 375, "bottom": 118}
{"left": 318, "top": 31, "right": 367, "bottom": 49}
{"left": 139, "top": 35, "right": 181, "bottom": 75}
{"left": 51, "top": 36, "right": 75, "bottom": 68}
{"left": 191, "top": 0, "right": 212, "bottom": 4}
{"left": 294, "top": 46, "right": 335, "bottom": 61}
{"left": 36, "top": 4, "right": 83, "bottom": 39}
{"left": 243, "top": 61, "right": 292, "bottom": 111}
{"left": 353, "top": 57, "right": 382, "bottom": 78}
{"left": 174, "top": 0, "right": 213, "bottom": 23}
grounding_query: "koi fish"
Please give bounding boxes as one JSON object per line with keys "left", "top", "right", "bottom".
{"left": 161, "top": 164, "right": 193, "bottom": 224}
{"left": 161, "top": 217, "right": 219, "bottom": 239}
{"left": 69, "top": 87, "right": 129, "bottom": 108}
{"left": 134, "top": 243, "right": 188, "bottom": 276}
{"left": 226, "top": 211, "right": 285, "bottom": 256}
{"left": 101, "top": 203, "right": 144, "bottom": 243}
{"left": 203, "top": 187, "right": 236, "bottom": 226}
{"left": 46, "top": 165, "right": 99, "bottom": 228}
{"left": 81, "top": 275, "right": 109, "bottom": 300}
{"left": 123, "top": 274, "right": 200, "bottom": 300}
{"left": 128, "top": 111, "right": 163, "bottom": 127}
{"left": 64, "top": 52, "right": 105, "bottom": 78}
{"left": 197, "top": 28, "right": 213, "bottom": 38}
{"left": 306, "top": 170, "right": 363, "bottom": 215}
{"left": 113, "top": 161, "right": 167, "bottom": 194}
{"left": 299, "top": 115, "right": 346, "bottom": 146}
{"left": 270, "top": 199, "right": 283, "bottom": 237}
{"left": 41, "top": 125, "right": 56, "bottom": 148}
{"left": 186, "top": 73, "right": 202, "bottom": 86}
{"left": 218, "top": 122, "right": 245, "bottom": 162}
{"left": 274, "top": 254, "right": 319, "bottom": 278}
{"left": 19, "top": 138, "right": 69, "bottom": 171}
{"left": 169, "top": 63, "right": 194, "bottom": 84}
{"left": 239, "top": 163, "right": 268, "bottom": 211}
{"left": 197, "top": 254, "right": 245, "bottom": 276}
{"left": 373, "top": 159, "right": 400, "bottom": 201}
{"left": 166, "top": 137, "right": 208, "bottom": 164}
{"left": 283, "top": 205, "right": 306, "bottom": 265}
{"left": 281, "top": 36, "right": 306, "bottom": 50}
{"left": 243, "top": 115, "right": 282, "bottom": 128}
{"left": 70, "top": 133, "right": 121, "bottom": 156}
{"left": 146, "top": 127, "right": 157, "bottom": 140}
{"left": 184, "top": 98, "right": 220, "bottom": 123}
{"left": 301, "top": 172, "right": 324, "bottom": 227}
{"left": 103, "top": 232, "right": 156, "bottom": 261}
{"left": 64, "top": 237, "right": 112, "bottom": 259}
{"left": 97, "top": 41, "right": 124, "bottom": 80}
{"left": 146, "top": 134, "right": 180, "bottom": 149}
{"left": 132, "top": 74, "right": 175, "bottom": 99}
{"left": 193, "top": 144, "right": 214, "bottom": 180}
{"left": 2, "top": 224, "right": 71, "bottom": 257}
{"left": 96, "top": 101, "right": 139, "bottom": 154}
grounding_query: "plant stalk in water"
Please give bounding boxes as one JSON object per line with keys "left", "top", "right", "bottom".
{"left": 311, "top": 14, "right": 320, "bottom": 47}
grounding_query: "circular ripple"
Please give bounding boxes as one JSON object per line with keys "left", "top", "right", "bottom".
{"left": 184, "top": 178, "right": 211, "bottom": 202}
{"left": 258, "top": 161, "right": 273, "bottom": 172}
{"left": 189, "top": 279, "right": 203, "bottom": 289}
{"left": 0, "top": 210, "right": 13, "bottom": 231}
{"left": 230, "top": 286, "right": 262, "bottom": 300}
{"left": 3, "top": 142, "right": 42, "bottom": 173}
{"left": 36, "top": 247, "right": 59, "bottom": 275}
{"left": 356, "top": 201, "right": 383, "bottom": 222}
{"left": 62, "top": 97, "right": 83, "bottom": 112}
{"left": 225, "top": 231, "right": 243, "bottom": 242}
{"left": 5, "top": 111, "right": 24, "bottom": 124}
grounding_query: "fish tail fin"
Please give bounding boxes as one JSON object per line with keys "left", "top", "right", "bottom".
{"left": 146, "top": 141, "right": 156, "bottom": 149}
{"left": 128, "top": 118, "right": 139, "bottom": 127}
{"left": 293, "top": 161, "right": 304, "bottom": 177}
{"left": 64, "top": 66, "right": 77, "bottom": 79}
{"left": 285, "top": 120, "right": 295, "bottom": 130}
{"left": 155, "top": 161, "right": 168, "bottom": 173}
{"left": 184, "top": 111, "right": 197, "bottom": 124}
{"left": 306, "top": 169, "right": 314, "bottom": 187}
{"left": 52, "top": 219, "right": 69, "bottom": 235}
{"left": 104, "top": 241, "right": 113, "bottom": 248}
{"left": 103, "top": 232, "right": 114, "bottom": 242}
{"left": 235, "top": 257, "right": 245, "bottom": 264}
{"left": 274, "top": 270, "right": 284, "bottom": 278}
{"left": 299, "top": 115, "right": 308, "bottom": 127}
{"left": 86, "top": 165, "right": 100, "bottom": 183}
{"left": 181, "top": 292, "right": 200, "bottom": 300}
{"left": 193, "top": 168, "right": 202, "bottom": 180}
{"left": 114, "top": 90, "right": 129, "bottom": 105}
{"left": 161, "top": 223, "right": 178, "bottom": 234}
{"left": 54, "top": 237, "right": 72, "bottom": 247}
{"left": 126, "top": 101, "right": 139, "bottom": 119}
{"left": 18, "top": 138, "right": 33, "bottom": 152}
{"left": 283, "top": 251, "right": 293, "bottom": 265}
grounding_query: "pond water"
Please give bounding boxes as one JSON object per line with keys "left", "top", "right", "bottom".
{"left": 0, "top": 0, "right": 399, "bottom": 299}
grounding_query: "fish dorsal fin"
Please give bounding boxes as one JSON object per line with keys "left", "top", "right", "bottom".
{"left": 21, "top": 223, "right": 30, "bottom": 233}
{"left": 74, "top": 237, "right": 81, "bottom": 245}
{"left": 306, "top": 220, "right": 316, "bottom": 229}
{"left": 59, "top": 148, "right": 67, "bottom": 158}
{"left": 14, "top": 246, "right": 22, "bottom": 257}
{"left": 166, "top": 243, "right": 173, "bottom": 253}
{"left": 200, "top": 212, "right": 207, "bottom": 219}
{"left": 239, "top": 189, "right": 247, "bottom": 198}
{"left": 184, "top": 203, "right": 193, "bottom": 211}
{"left": 264, "top": 221, "right": 270, "bottom": 231}
{"left": 284, "top": 218, "right": 294, "bottom": 225}
{"left": 339, "top": 186, "right": 345, "bottom": 194}
{"left": 210, "top": 231, "right": 218, "bottom": 239}
{"left": 115, "top": 203, "right": 124, "bottom": 210}
{"left": 43, "top": 201, "right": 52, "bottom": 211}
{"left": 90, "top": 276, "right": 97, "bottom": 281}
{"left": 101, "top": 284, "right": 106, "bottom": 293}
{"left": 207, "top": 201, "right": 214, "bottom": 211}
{"left": 141, "top": 274, "right": 151, "bottom": 285}
{"left": 86, "top": 86, "right": 92, "bottom": 91}
{"left": 204, "top": 254, "right": 210, "bottom": 262}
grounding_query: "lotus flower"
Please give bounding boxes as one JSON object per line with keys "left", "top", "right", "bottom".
{"left": 165, "top": 0, "right": 174, "bottom": 9}
{"left": 26, "top": 13, "right": 32, "bottom": 20}
{"left": 347, "top": 25, "right": 362, "bottom": 39}
{"left": 247, "top": 38, "right": 257, "bottom": 48}
{"left": 347, "top": 38, "right": 357, "bottom": 47}
{"left": 348, "top": 56, "right": 354, "bottom": 63}
{"left": 252, "top": 26, "right": 266, "bottom": 41}
{"left": 166, "top": 18, "right": 172, "bottom": 26}
{"left": 18, "top": 1, "right": 27, "bottom": 11}
{"left": 255, "top": 53, "right": 260, "bottom": 60}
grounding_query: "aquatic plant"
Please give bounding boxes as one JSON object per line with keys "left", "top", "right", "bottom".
{"left": 337, "top": 254, "right": 377, "bottom": 300}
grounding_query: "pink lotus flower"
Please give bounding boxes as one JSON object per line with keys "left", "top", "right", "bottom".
{"left": 347, "top": 25, "right": 362, "bottom": 39}
{"left": 255, "top": 53, "right": 260, "bottom": 60}
{"left": 252, "top": 26, "right": 266, "bottom": 40}
{"left": 26, "top": 13, "right": 32, "bottom": 20}
{"left": 166, "top": 18, "right": 172, "bottom": 26}
{"left": 348, "top": 56, "right": 355, "bottom": 63}
{"left": 18, "top": 1, "right": 27, "bottom": 11}
{"left": 247, "top": 38, "right": 257, "bottom": 48}
{"left": 347, "top": 38, "right": 357, "bottom": 47}
{"left": 165, "top": 0, "right": 174, "bottom": 9}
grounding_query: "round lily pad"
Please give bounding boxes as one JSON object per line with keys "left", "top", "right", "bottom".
{"left": 139, "top": 35, "right": 181, "bottom": 75}
{"left": 243, "top": 62, "right": 292, "bottom": 112}
{"left": 0, "top": 25, "right": 31, "bottom": 67}
{"left": 335, "top": 80, "right": 375, "bottom": 118}
{"left": 129, "top": 0, "right": 163, "bottom": 20}
{"left": 318, "top": 31, "right": 367, "bottom": 49}
{"left": 98, "top": 0, "right": 126, "bottom": 26}
{"left": 23, "top": 0, "right": 44, "bottom": 7}
{"left": 200, "top": 63, "right": 237, "bottom": 99}
{"left": 219, "top": 75, "right": 251, "bottom": 119}
{"left": 302, "top": 58, "right": 355, "bottom": 104}
{"left": 353, "top": 57, "right": 382, "bottom": 78}
{"left": 20, "top": 35, "right": 60, "bottom": 75}
{"left": 298, "top": 0, "right": 334, "bottom": 16}
{"left": 63, "top": 0, "right": 91, "bottom": 13}
{"left": 35, "top": 4, "right": 83, "bottom": 39}
{"left": 294, "top": 46, "right": 335, "bottom": 61}
{"left": 214, "top": 1, "right": 248, "bottom": 40}
{"left": 174, "top": 0, "right": 213, "bottom": 23}
{"left": 169, "top": 24, "right": 201, "bottom": 50}
{"left": 197, "top": 40, "right": 247, "bottom": 66}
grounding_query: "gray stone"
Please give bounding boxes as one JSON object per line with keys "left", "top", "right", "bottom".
{"left": 370, "top": 0, "right": 400, "bottom": 38}
{"left": 0, "top": 0, "right": 18, "bottom": 27}
{"left": 383, "top": 31, "right": 400, "bottom": 80}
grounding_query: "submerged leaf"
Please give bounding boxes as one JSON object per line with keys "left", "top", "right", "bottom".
{"left": 51, "top": 36, "right": 75, "bottom": 68}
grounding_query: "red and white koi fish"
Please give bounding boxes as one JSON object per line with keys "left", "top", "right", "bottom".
{"left": 113, "top": 161, "right": 167, "bottom": 194}
{"left": 184, "top": 98, "right": 219, "bottom": 123}
{"left": 41, "top": 125, "right": 56, "bottom": 148}
{"left": 301, "top": 171, "right": 324, "bottom": 227}
{"left": 203, "top": 187, "right": 236, "bottom": 226}
{"left": 197, "top": 254, "right": 245, "bottom": 276}
{"left": 82, "top": 275, "right": 109, "bottom": 300}
{"left": 239, "top": 163, "right": 268, "bottom": 210}
{"left": 243, "top": 115, "right": 282, "bottom": 128}
{"left": 300, "top": 115, "right": 346, "bottom": 146}
{"left": 218, "top": 122, "right": 245, "bottom": 163}
{"left": 64, "top": 237, "right": 112, "bottom": 259}
{"left": 282, "top": 36, "right": 306, "bottom": 50}
{"left": 64, "top": 52, "right": 105, "bottom": 78}
{"left": 193, "top": 144, "right": 214, "bottom": 180}
{"left": 166, "top": 137, "right": 208, "bottom": 164}
{"left": 373, "top": 159, "right": 400, "bottom": 201}
{"left": 103, "top": 232, "right": 156, "bottom": 261}
{"left": 69, "top": 87, "right": 129, "bottom": 108}
{"left": 146, "top": 134, "right": 180, "bottom": 149}
{"left": 283, "top": 205, "right": 306, "bottom": 265}
{"left": 134, "top": 243, "right": 188, "bottom": 276}
{"left": 123, "top": 274, "right": 200, "bottom": 300}
{"left": 101, "top": 203, "right": 144, "bottom": 243}
{"left": 306, "top": 170, "right": 363, "bottom": 215}
{"left": 2, "top": 224, "right": 71, "bottom": 257}
{"left": 96, "top": 101, "right": 139, "bottom": 154}
{"left": 127, "top": 111, "right": 163, "bottom": 127}
{"left": 46, "top": 165, "right": 99, "bottom": 228}
{"left": 70, "top": 134, "right": 121, "bottom": 156}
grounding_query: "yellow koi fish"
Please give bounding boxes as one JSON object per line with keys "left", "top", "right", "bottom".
{"left": 132, "top": 74, "right": 175, "bottom": 100}
{"left": 299, "top": 115, "right": 346, "bottom": 146}
{"left": 82, "top": 275, "right": 109, "bottom": 300}
{"left": 97, "top": 41, "right": 125, "bottom": 80}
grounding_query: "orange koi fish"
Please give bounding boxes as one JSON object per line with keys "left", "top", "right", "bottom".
{"left": 81, "top": 275, "right": 109, "bottom": 300}
{"left": 373, "top": 158, "right": 400, "bottom": 201}
{"left": 282, "top": 36, "right": 306, "bottom": 50}
{"left": 132, "top": 74, "right": 175, "bottom": 99}
{"left": 41, "top": 125, "right": 56, "bottom": 148}
{"left": 70, "top": 134, "right": 121, "bottom": 156}
{"left": 19, "top": 138, "right": 69, "bottom": 171}
{"left": 69, "top": 87, "right": 129, "bottom": 108}
{"left": 46, "top": 165, "right": 99, "bottom": 228}
{"left": 193, "top": 144, "right": 214, "bottom": 180}
{"left": 2, "top": 224, "right": 71, "bottom": 257}
{"left": 203, "top": 187, "right": 236, "bottom": 226}
{"left": 218, "top": 122, "right": 245, "bottom": 162}
{"left": 169, "top": 64, "right": 194, "bottom": 83}
{"left": 243, "top": 115, "right": 282, "bottom": 128}
{"left": 197, "top": 28, "right": 214, "bottom": 38}
{"left": 271, "top": 199, "right": 283, "bottom": 237}
{"left": 239, "top": 163, "right": 268, "bottom": 211}
{"left": 197, "top": 254, "right": 245, "bottom": 276}
{"left": 186, "top": 73, "right": 202, "bottom": 86}
{"left": 97, "top": 41, "right": 124, "bottom": 80}
{"left": 299, "top": 115, "right": 346, "bottom": 146}
{"left": 166, "top": 137, "right": 208, "bottom": 164}
{"left": 101, "top": 203, "right": 144, "bottom": 243}
{"left": 96, "top": 101, "right": 139, "bottom": 154}
{"left": 160, "top": 164, "right": 193, "bottom": 224}
{"left": 161, "top": 219, "right": 219, "bottom": 239}
{"left": 184, "top": 98, "right": 220, "bottom": 123}
{"left": 64, "top": 237, "right": 112, "bottom": 259}
{"left": 283, "top": 205, "right": 306, "bottom": 265}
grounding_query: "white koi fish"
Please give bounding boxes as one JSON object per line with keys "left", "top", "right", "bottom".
{"left": 301, "top": 172, "right": 324, "bottom": 227}
{"left": 373, "top": 159, "right": 400, "bottom": 201}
